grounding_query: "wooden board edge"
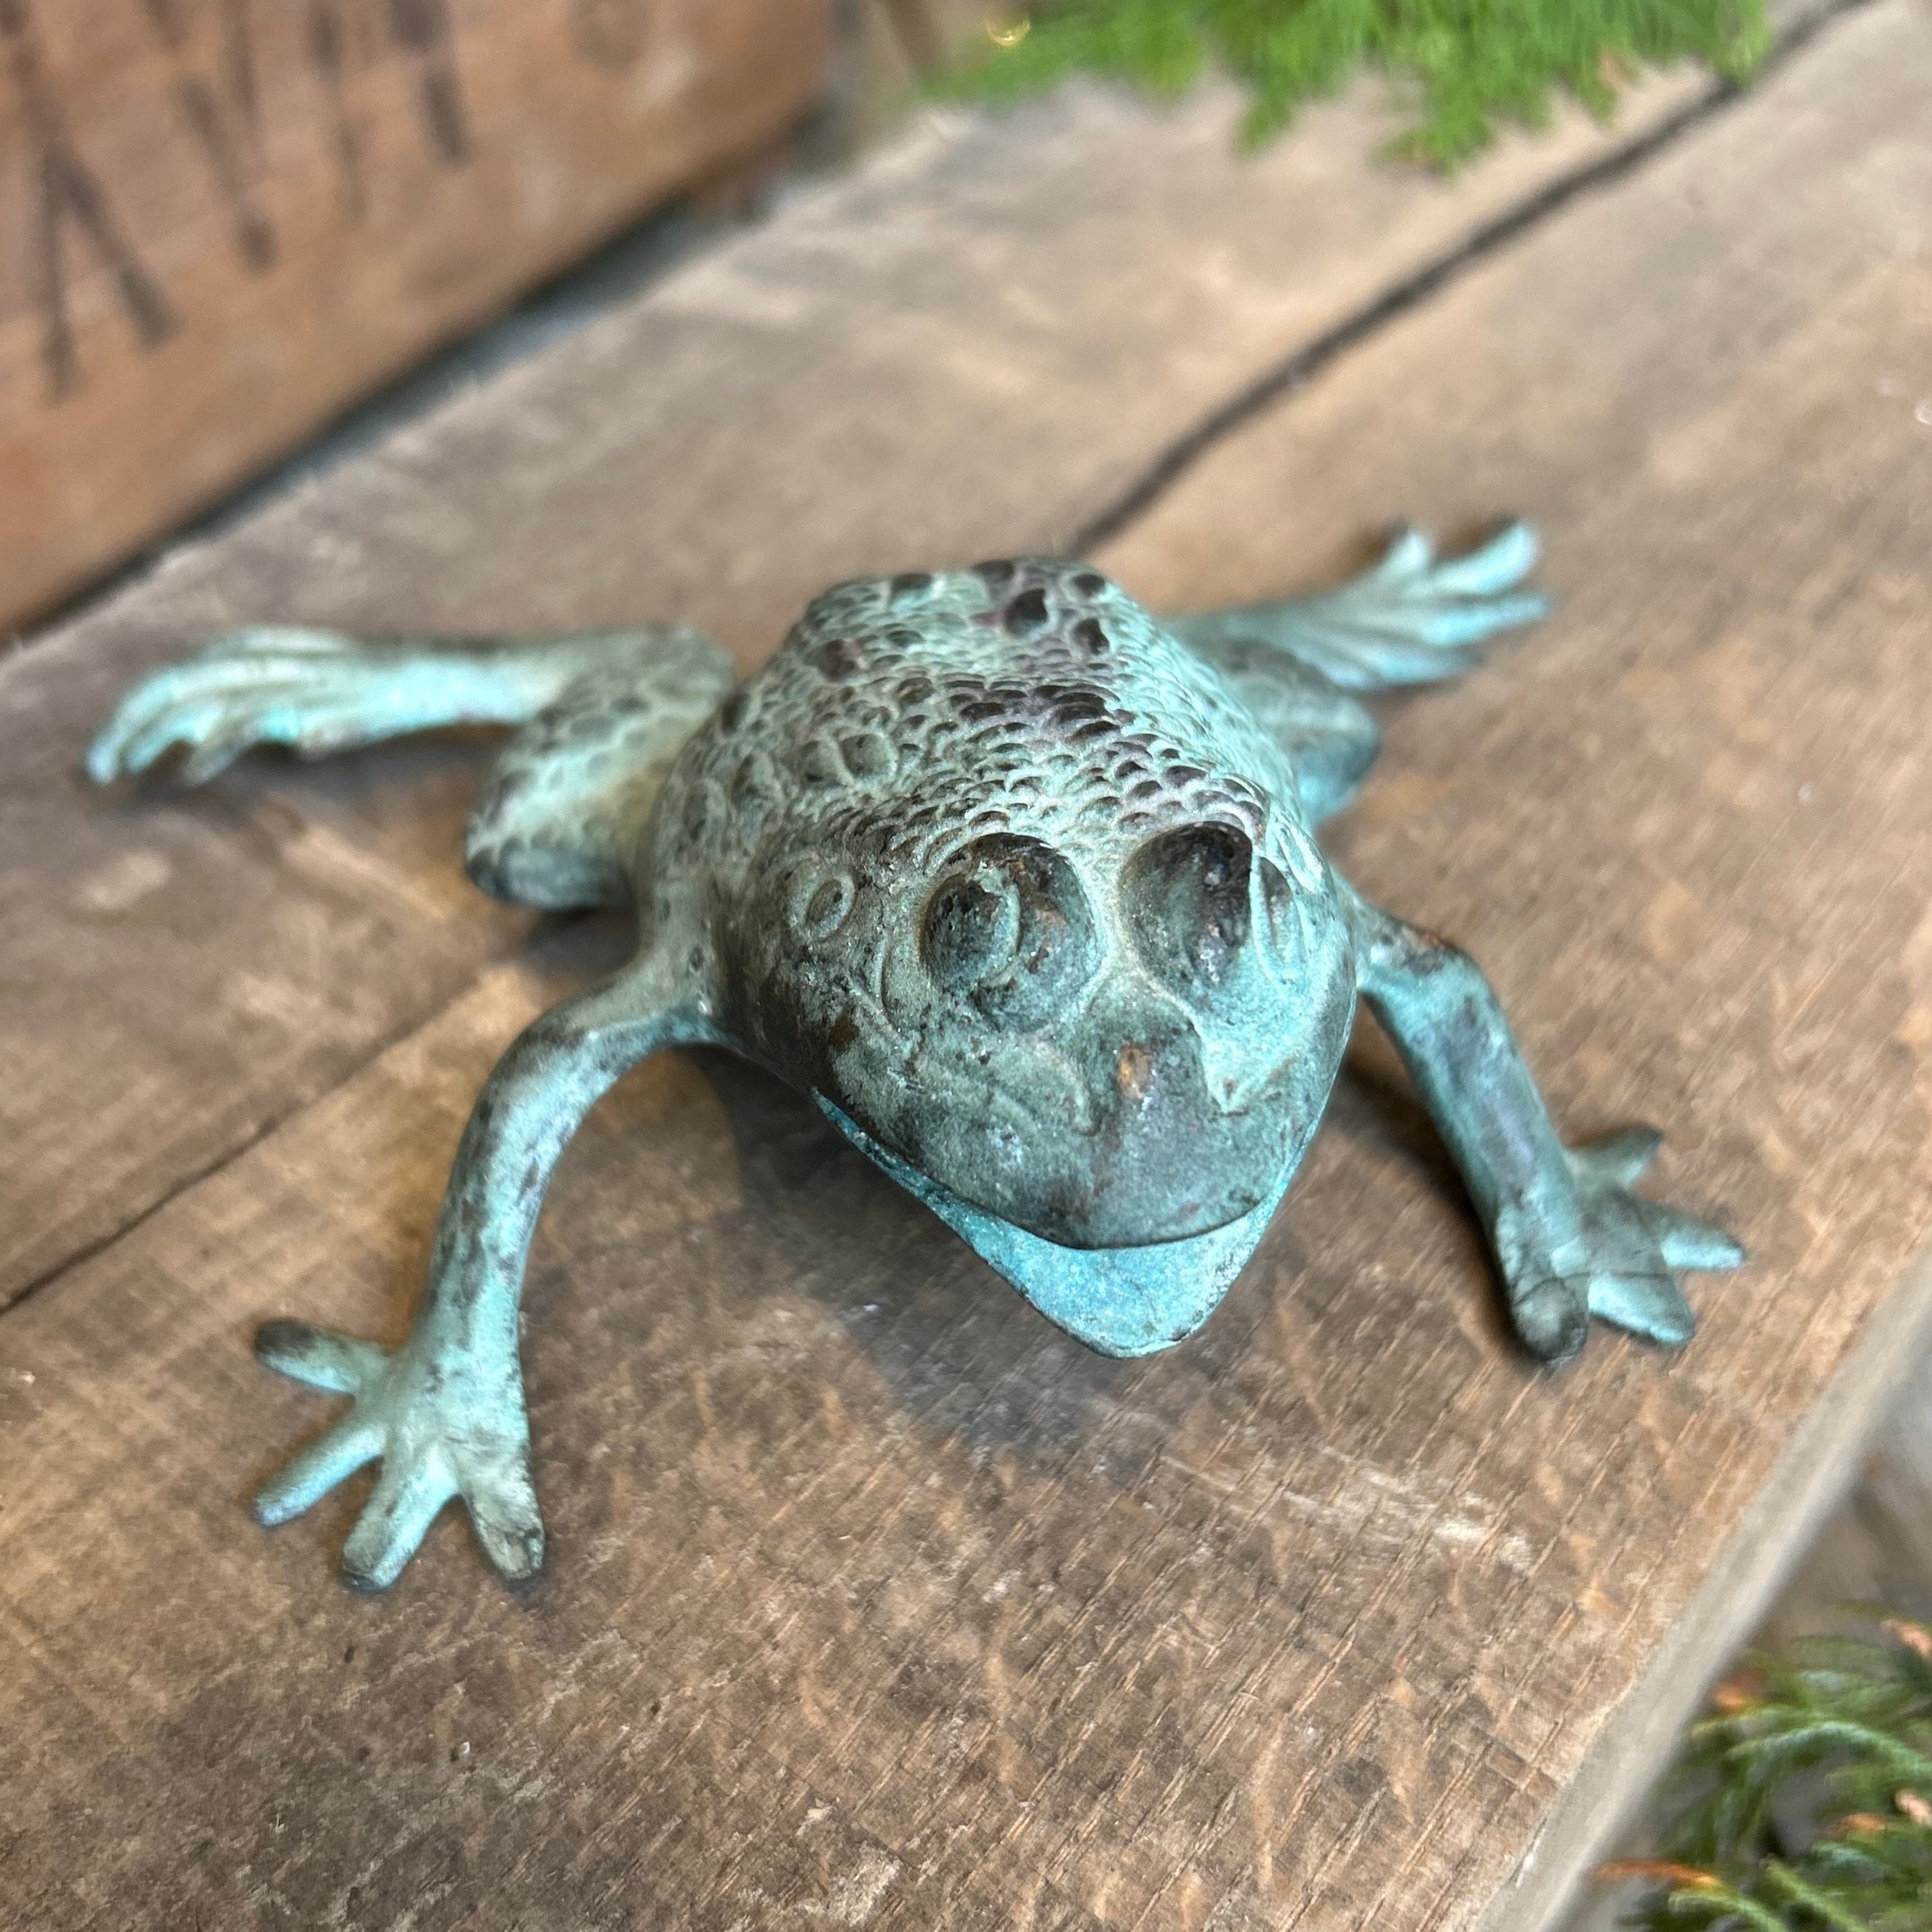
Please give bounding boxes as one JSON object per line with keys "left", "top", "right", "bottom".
{"left": 1481, "top": 1237, "right": 1932, "bottom": 1932}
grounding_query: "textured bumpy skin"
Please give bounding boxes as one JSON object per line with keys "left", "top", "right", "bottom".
{"left": 88, "top": 524, "right": 1746, "bottom": 1589}
{"left": 666, "top": 560, "right": 1355, "bottom": 1269}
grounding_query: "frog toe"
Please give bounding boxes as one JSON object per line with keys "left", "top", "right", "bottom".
{"left": 253, "top": 1410, "right": 383, "bottom": 1526}
{"left": 1399, "top": 519, "right": 1540, "bottom": 597}
{"left": 469, "top": 1469, "right": 546, "bottom": 1581}
{"left": 1646, "top": 1202, "right": 1747, "bottom": 1272}
{"left": 1510, "top": 1278, "right": 1590, "bottom": 1363}
{"left": 1586, "top": 1269, "right": 1698, "bottom": 1348}
{"left": 1568, "top": 1126, "right": 1665, "bottom": 1188}
{"left": 86, "top": 629, "right": 411, "bottom": 785}
{"left": 255, "top": 1317, "right": 390, "bottom": 1395}
{"left": 1360, "top": 521, "right": 1550, "bottom": 648}
{"left": 341, "top": 1450, "right": 461, "bottom": 1592}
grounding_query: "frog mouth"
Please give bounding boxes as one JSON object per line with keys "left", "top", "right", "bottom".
{"left": 816, "top": 949, "right": 1353, "bottom": 1250}
{"left": 810, "top": 1006, "right": 1328, "bottom": 1248}
{"left": 816, "top": 1097, "right": 1293, "bottom": 1355}
{"left": 819, "top": 1046, "right": 1310, "bottom": 1251}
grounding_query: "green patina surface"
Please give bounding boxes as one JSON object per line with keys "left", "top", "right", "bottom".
{"left": 88, "top": 524, "right": 1742, "bottom": 1590}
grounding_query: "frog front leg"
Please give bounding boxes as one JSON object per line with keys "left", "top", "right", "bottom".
{"left": 1344, "top": 888, "right": 1743, "bottom": 1362}
{"left": 254, "top": 945, "right": 716, "bottom": 1588}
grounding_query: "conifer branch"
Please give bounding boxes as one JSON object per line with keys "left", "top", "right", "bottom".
{"left": 1598, "top": 1615, "right": 1932, "bottom": 1931}
{"left": 940, "top": 0, "right": 1772, "bottom": 167}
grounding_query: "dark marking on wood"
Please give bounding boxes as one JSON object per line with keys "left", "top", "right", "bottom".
{"left": 143, "top": 0, "right": 275, "bottom": 269}
{"left": 303, "top": 0, "right": 367, "bottom": 223}
{"left": 1, "top": 0, "right": 178, "bottom": 399}
{"left": 388, "top": 0, "right": 469, "bottom": 166}
{"left": 570, "top": 0, "right": 651, "bottom": 70}
{"left": 179, "top": 73, "right": 277, "bottom": 267}
{"left": 224, "top": 0, "right": 259, "bottom": 134}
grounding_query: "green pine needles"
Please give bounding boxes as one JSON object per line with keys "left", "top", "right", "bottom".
{"left": 1600, "top": 1615, "right": 1932, "bottom": 1932}
{"left": 945, "top": 0, "right": 1771, "bottom": 166}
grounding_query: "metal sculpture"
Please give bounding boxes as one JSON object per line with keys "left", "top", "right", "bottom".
{"left": 88, "top": 525, "right": 1743, "bottom": 1588}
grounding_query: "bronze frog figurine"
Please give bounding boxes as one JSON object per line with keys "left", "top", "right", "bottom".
{"left": 89, "top": 525, "right": 1742, "bottom": 1589}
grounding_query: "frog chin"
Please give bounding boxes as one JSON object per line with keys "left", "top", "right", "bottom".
{"left": 819, "top": 1081, "right": 1315, "bottom": 1254}
{"left": 817, "top": 1095, "right": 1294, "bottom": 1355}
{"left": 830, "top": 1044, "right": 1330, "bottom": 1251}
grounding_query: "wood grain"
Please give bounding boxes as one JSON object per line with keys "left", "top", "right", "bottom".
{"left": 0, "top": 0, "right": 831, "bottom": 627}
{"left": 0, "top": 56, "right": 1754, "bottom": 1311}
{"left": 1, "top": 4, "right": 1929, "bottom": 1928}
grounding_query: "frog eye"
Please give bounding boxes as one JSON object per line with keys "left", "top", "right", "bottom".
{"left": 922, "top": 868, "right": 1021, "bottom": 989}
{"left": 1122, "top": 823, "right": 1257, "bottom": 996}
{"left": 921, "top": 834, "right": 1099, "bottom": 1029}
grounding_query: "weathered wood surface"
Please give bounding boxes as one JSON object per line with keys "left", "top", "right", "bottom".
{"left": 0, "top": 60, "right": 1754, "bottom": 1312}
{"left": 1572, "top": 1335, "right": 1932, "bottom": 1932}
{"left": 4, "top": 4, "right": 1931, "bottom": 1927}
{"left": 0, "top": 0, "right": 830, "bottom": 628}
{"left": 1105, "top": 11, "right": 1932, "bottom": 1918}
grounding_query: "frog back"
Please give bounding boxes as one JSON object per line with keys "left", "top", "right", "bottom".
{"left": 650, "top": 559, "right": 1319, "bottom": 892}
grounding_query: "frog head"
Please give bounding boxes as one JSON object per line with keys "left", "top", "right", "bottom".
{"left": 741, "top": 808, "right": 1355, "bottom": 1252}
{"left": 693, "top": 559, "right": 1359, "bottom": 1254}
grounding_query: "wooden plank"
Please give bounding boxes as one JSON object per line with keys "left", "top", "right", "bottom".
{"left": 2, "top": 4, "right": 1929, "bottom": 1927}
{"left": 0, "top": 58, "right": 1764, "bottom": 1312}
{"left": 0, "top": 0, "right": 830, "bottom": 628}
{"left": 1542, "top": 1315, "right": 1932, "bottom": 1932}
{"left": 1099, "top": 8, "right": 1932, "bottom": 1923}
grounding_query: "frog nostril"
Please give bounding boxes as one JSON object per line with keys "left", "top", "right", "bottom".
{"left": 1199, "top": 1035, "right": 1272, "bottom": 1115}
{"left": 1256, "top": 855, "right": 1297, "bottom": 960}
{"left": 1115, "top": 1039, "right": 1156, "bottom": 1107}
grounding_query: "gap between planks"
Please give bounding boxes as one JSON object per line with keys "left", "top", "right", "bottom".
{"left": 1070, "top": 0, "right": 1881, "bottom": 555}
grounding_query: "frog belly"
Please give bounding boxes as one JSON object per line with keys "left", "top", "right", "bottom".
{"left": 816, "top": 1098, "right": 1292, "bottom": 1356}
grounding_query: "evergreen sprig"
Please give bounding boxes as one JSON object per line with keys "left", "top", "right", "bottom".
{"left": 943, "top": 0, "right": 1771, "bottom": 166}
{"left": 1599, "top": 1616, "right": 1932, "bottom": 1932}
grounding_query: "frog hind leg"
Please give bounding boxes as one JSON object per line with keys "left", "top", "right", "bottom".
{"left": 88, "top": 622, "right": 734, "bottom": 910}
{"left": 1164, "top": 523, "right": 1548, "bottom": 822}
{"left": 462, "top": 638, "right": 732, "bottom": 910}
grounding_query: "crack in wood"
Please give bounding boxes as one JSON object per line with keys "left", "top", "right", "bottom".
{"left": 1067, "top": 0, "right": 1880, "bottom": 558}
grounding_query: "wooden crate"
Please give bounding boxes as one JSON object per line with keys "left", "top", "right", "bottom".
{"left": 0, "top": 0, "right": 829, "bottom": 628}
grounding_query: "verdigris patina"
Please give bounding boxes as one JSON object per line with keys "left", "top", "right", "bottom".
{"left": 88, "top": 525, "right": 1743, "bottom": 1589}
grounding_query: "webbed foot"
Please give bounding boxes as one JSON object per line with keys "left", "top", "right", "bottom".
{"left": 1312, "top": 521, "right": 1550, "bottom": 669}
{"left": 252, "top": 1318, "right": 543, "bottom": 1589}
{"left": 87, "top": 628, "right": 417, "bottom": 784}
{"left": 1500, "top": 1128, "right": 1745, "bottom": 1363}
{"left": 1168, "top": 522, "right": 1550, "bottom": 692}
